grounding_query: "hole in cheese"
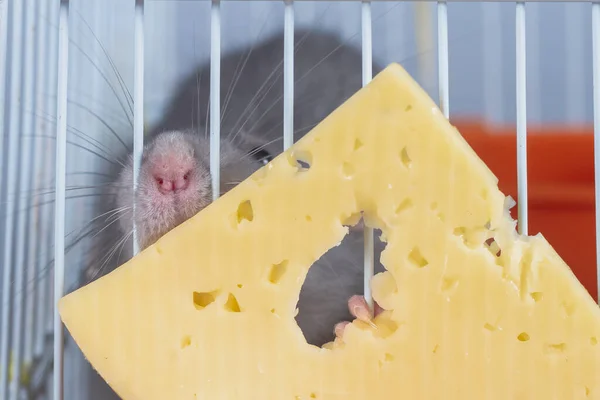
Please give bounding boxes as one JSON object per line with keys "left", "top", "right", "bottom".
{"left": 288, "top": 149, "right": 312, "bottom": 171}
{"left": 544, "top": 343, "right": 567, "bottom": 354}
{"left": 224, "top": 293, "right": 241, "bottom": 313}
{"left": 591, "top": 337, "right": 598, "bottom": 346}
{"left": 517, "top": 332, "right": 530, "bottom": 342}
{"left": 399, "top": 147, "right": 411, "bottom": 168}
{"left": 295, "top": 214, "right": 387, "bottom": 348}
{"left": 530, "top": 292, "right": 543, "bottom": 302}
{"left": 405, "top": 104, "right": 412, "bottom": 111}
{"left": 353, "top": 138, "right": 363, "bottom": 150}
{"left": 483, "top": 323, "right": 496, "bottom": 332}
{"left": 192, "top": 290, "right": 219, "bottom": 310}
{"left": 561, "top": 301, "right": 576, "bottom": 318}
{"left": 268, "top": 260, "right": 289, "bottom": 284}
{"left": 181, "top": 336, "right": 192, "bottom": 349}
{"left": 395, "top": 198, "right": 413, "bottom": 214}
{"left": 408, "top": 247, "right": 428, "bottom": 268}
{"left": 440, "top": 275, "right": 459, "bottom": 295}
{"left": 342, "top": 162, "right": 355, "bottom": 179}
{"left": 485, "top": 237, "right": 502, "bottom": 258}
{"left": 236, "top": 200, "right": 254, "bottom": 224}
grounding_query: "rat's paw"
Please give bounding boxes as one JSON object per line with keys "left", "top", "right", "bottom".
{"left": 334, "top": 295, "right": 383, "bottom": 340}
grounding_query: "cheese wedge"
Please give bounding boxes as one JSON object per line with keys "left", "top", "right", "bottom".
{"left": 59, "top": 63, "right": 600, "bottom": 400}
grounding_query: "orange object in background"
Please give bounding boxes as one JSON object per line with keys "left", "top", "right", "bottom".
{"left": 452, "top": 119, "right": 598, "bottom": 301}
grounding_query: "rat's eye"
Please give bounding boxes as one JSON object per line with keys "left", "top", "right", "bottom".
{"left": 156, "top": 178, "right": 164, "bottom": 186}
{"left": 183, "top": 174, "right": 189, "bottom": 180}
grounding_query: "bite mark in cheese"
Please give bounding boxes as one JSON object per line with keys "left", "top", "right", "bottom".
{"left": 59, "top": 63, "right": 600, "bottom": 400}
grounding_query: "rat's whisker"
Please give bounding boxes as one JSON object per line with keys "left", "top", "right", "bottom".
{"left": 91, "top": 206, "right": 131, "bottom": 237}
{"left": 88, "top": 229, "right": 133, "bottom": 283}
{"left": 2, "top": 193, "right": 116, "bottom": 218}
{"left": 12, "top": 183, "right": 117, "bottom": 198}
{"left": 73, "top": 9, "right": 134, "bottom": 115}
{"left": 68, "top": 100, "right": 131, "bottom": 151}
{"left": 70, "top": 40, "right": 134, "bottom": 126}
{"left": 19, "top": 134, "right": 122, "bottom": 167}
{"left": 221, "top": 6, "right": 275, "bottom": 126}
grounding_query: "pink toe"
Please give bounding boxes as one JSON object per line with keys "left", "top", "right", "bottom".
{"left": 348, "top": 295, "right": 372, "bottom": 322}
{"left": 334, "top": 321, "right": 350, "bottom": 339}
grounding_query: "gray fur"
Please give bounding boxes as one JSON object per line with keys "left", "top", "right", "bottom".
{"left": 82, "top": 29, "right": 387, "bottom": 352}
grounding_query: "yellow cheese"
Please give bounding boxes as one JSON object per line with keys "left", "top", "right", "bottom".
{"left": 59, "top": 63, "right": 600, "bottom": 400}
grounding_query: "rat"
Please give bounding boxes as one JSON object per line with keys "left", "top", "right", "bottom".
{"left": 81, "top": 28, "right": 388, "bottom": 349}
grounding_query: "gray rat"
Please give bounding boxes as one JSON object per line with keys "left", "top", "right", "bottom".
{"left": 81, "top": 28, "right": 387, "bottom": 349}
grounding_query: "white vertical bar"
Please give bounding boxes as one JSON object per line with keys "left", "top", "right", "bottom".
{"left": 361, "top": 0, "right": 374, "bottom": 314}
{"left": 482, "top": 2, "right": 503, "bottom": 123}
{"left": 133, "top": 0, "right": 145, "bottom": 255}
{"left": 0, "top": 0, "right": 9, "bottom": 182}
{"left": 516, "top": 2, "right": 528, "bottom": 236}
{"left": 0, "top": 0, "right": 8, "bottom": 381}
{"left": 437, "top": 1, "right": 449, "bottom": 118}
{"left": 30, "top": 0, "right": 49, "bottom": 362}
{"left": 283, "top": 0, "right": 294, "bottom": 151}
{"left": 36, "top": 0, "right": 58, "bottom": 359}
{"left": 10, "top": 1, "right": 38, "bottom": 398}
{"left": 565, "top": 3, "right": 586, "bottom": 124}
{"left": 361, "top": 2, "right": 373, "bottom": 85}
{"left": 414, "top": 2, "right": 435, "bottom": 97}
{"left": 210, "top": 0, "right": 221, "bottom": 201}
{"left": 592, "top": 1, "right": 600, "bottom": 303}
{"left": 44, "top": 0, "right": 60, "bottom": 344}
{"left": 54, "top": 1, "right": 70, "bottom": 399}
{"left": 0, "top": 0, "right": 25, "bottom": 396}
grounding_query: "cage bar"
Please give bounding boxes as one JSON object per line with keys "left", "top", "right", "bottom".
{"left": 10, "top": 1, "right": 39, "bottom": 398}
{"left": 0, "top": 0, "right": 8, "bottom": 190}
{"left": 42, "top": 0, "right": 60, "bottom": 353}
{"left": 30, "top": 0, "right": 50, "bottom": 363}
{"left": 592, "top": 1, "right": 600, "bottom": 302}
{"left": 283, "top": 1, "right": 294, "bottom": 151}
{"left": 361, "top": 0, "right": 375, "bottom": 313}
{"left": 516, "top": 1, "right": 528, "bottom": 235}
{"left": 0, "top": 0, "right": 25, "bottom": 396}
{"left": 53, "top": 1, "right": 70, "bottom": 399}
{"left": 210, "top": 0, "right": 221, "bottom": 201}
{"left": 437, "top": 1, "right": 449, "bottom": 118}
{"left": 133, "top": 0, "right": 145, "bottom": 256}
{"left": 0, "top": 3, "right": 7, "bottom": 391}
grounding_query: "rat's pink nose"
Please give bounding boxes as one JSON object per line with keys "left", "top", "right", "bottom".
{"left": 157, "top": 178, "right": 173, "bottom": 193}
{"left": 173, "top": 175, "right": 189, "bottom": 191}
{"left": 156, "top": 175, "right": 189, "bottom": 194}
